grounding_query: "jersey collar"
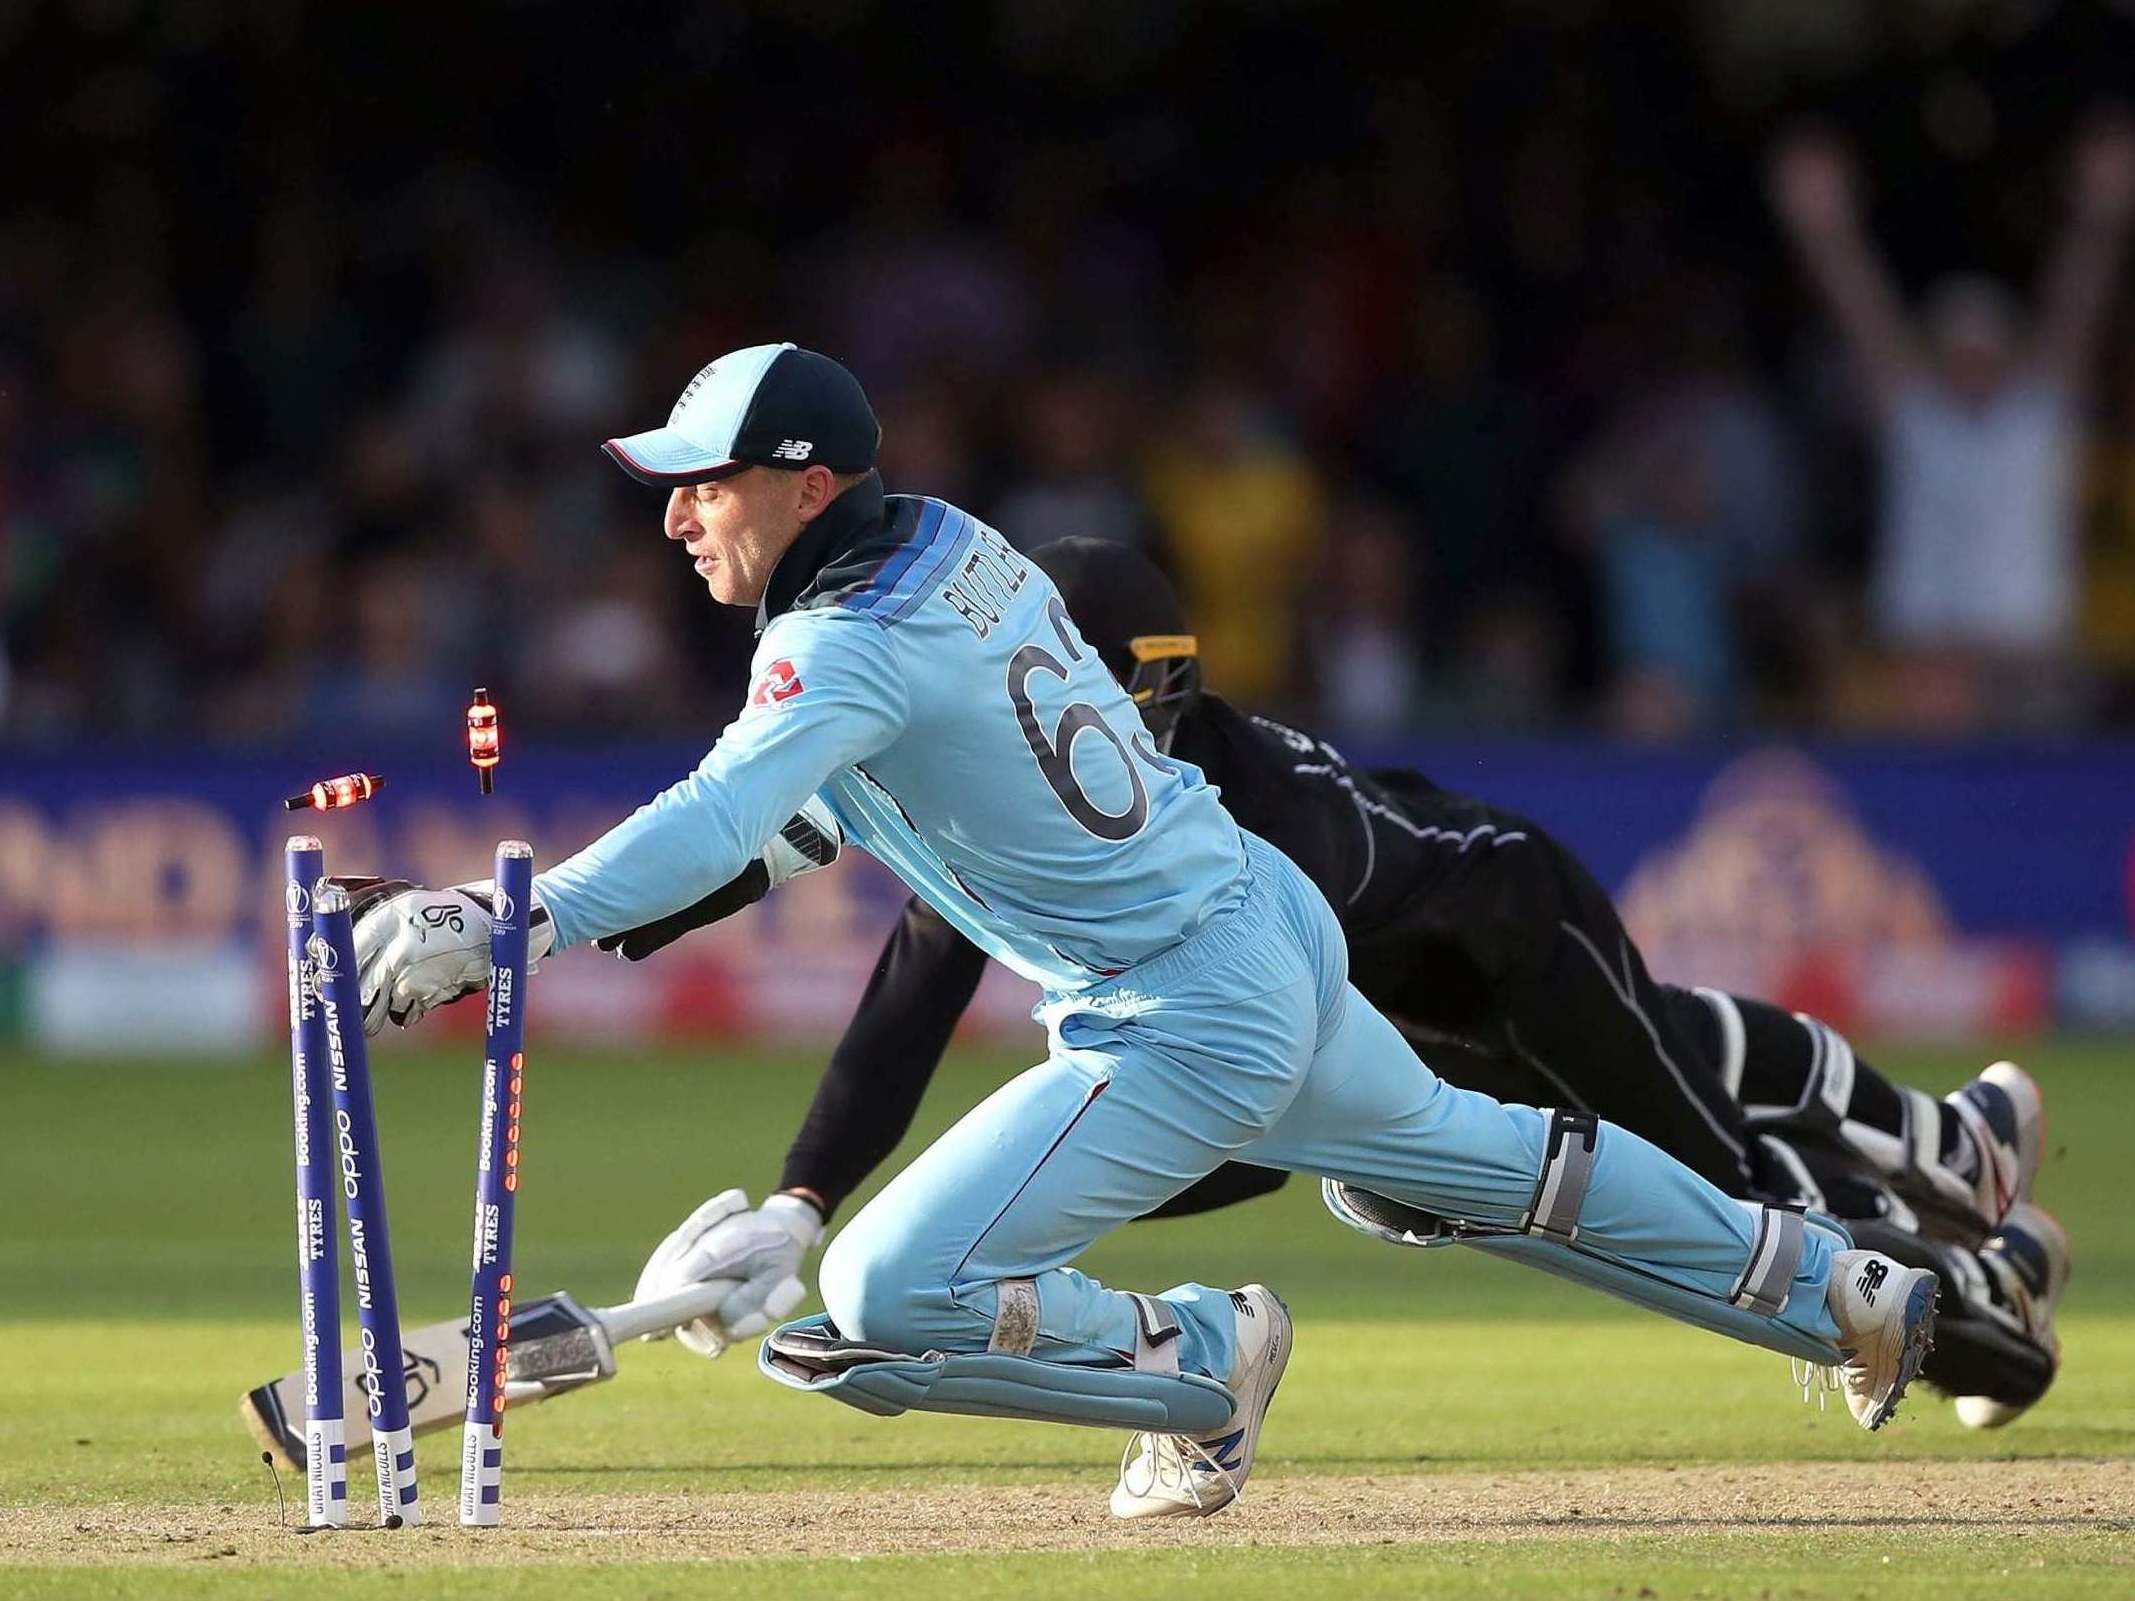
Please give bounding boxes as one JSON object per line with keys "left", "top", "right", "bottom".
{"left": 757, "top": 472, "right": 888, "bottom": 633}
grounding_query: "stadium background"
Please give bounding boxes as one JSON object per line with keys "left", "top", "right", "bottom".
{"left": 4, "top": 0, "right": 2135, "bottom": 1051}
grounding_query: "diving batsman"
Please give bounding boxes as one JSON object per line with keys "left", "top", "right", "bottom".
{"left": 350, "top": 344, "right": 1938, "bottom": 1519}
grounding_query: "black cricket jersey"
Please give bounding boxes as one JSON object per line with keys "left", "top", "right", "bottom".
{"left": 1167, "top": 696, "right": 1521, "bottom": 944}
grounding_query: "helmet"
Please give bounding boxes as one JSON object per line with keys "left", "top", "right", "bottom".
{"left": 1028, "top": 538, "right": 1201, "bottom": 750}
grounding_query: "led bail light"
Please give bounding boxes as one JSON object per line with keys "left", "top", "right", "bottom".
{"left": 467, "top": 689, "right": 501, "bottom": 795}
{"left": 282, "top": 772, "right": 386, "bottom": 813}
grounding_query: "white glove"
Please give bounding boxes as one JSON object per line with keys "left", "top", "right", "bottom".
{"left": 352, "top": 879, "right": 555, "bottom": 1037}
{"left": 633, "top": 1188, "right": 822, "bottom": 1359}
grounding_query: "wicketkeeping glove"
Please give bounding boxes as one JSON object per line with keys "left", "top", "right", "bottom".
{"left": 633, "top": 1188, "right": 822, "bottom": 1358}
{"left": 339, "top": 875, "right": 556, "bottom": 1037}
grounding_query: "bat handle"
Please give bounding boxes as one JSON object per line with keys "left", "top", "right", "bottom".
{"left": 595, "top": 1281, "right": 739, "bottom": 1344}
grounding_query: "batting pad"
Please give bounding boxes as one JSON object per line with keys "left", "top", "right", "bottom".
{"left": 760, "top": 1315, "right": 1236, "bottom": 1432}
{"left": 1323, "top": 1179, "right": 1850, "bottom": 1367}
{"left": 1458, "top": 1230, "right": 1847, "bottom": 1366}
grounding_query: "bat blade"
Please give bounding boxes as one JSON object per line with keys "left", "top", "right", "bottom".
{"left": 245, "top": 1301, "right": 486, "bottom": 1468}
{"left": 241, "top": 1285, "right": 733, "bottom": 1467}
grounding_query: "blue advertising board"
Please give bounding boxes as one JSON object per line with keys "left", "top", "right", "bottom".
{"left": 3, "top": 736, "right": 2132, "bottom": 1047}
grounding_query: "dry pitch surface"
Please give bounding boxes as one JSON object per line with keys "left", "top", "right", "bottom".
{"left": 7, "top": 1461, "right": 2131, "bottom": 1567}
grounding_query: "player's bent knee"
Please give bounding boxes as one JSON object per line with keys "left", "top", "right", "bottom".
{"left": 817, "top": 1227, "right": 895, "bottom": 1339}
{"left": 818, "top": 1228, "right": 952, "bottom": 1350}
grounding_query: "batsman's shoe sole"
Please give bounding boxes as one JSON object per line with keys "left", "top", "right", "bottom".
{"left": 1111, "top": 1285, "right": 1292, "bottom": 1519}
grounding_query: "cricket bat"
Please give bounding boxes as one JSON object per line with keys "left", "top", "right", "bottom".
{"left": 241, "top": 1282, "right": 736, "bottom": 1469}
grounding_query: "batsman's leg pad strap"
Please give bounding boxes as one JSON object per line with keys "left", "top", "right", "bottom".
{"left": 1800, "top": 1016, "right": 1857, "bottom": 1123}
{"left": 1874, "top": 1086, "right": 1985, "bottom": 1217}
{"left": 1692, "top": 988, "right": 1748, "bottom": 1099}
{"left": 1458, "top": 1228, "right": 1847, "bottom": 1367}
{"left": 759, "top": 1315, "right": 1234, "bottom": 1432}
{"left": 1934, "top": 1087, "right": 2000, "bottom": 1207}
{"left": 1743, "top": 1014, "right": 1854, "bottom": 1134}
{"left": 1520, "top": 1109, "right": 1599, "bottom": 1243}
{"left": 1797, "top": 1081, "right": 1925, "bottom": 1194}
{"left": 1729, "top": 1204, "right": 1807, "bottom": 1318}
{"left": 1127, "top": 1292, "right": 1182, "bottom": 1377}
{"left": 1904, "top": 1086, "right": 1945, "bottom": 1177}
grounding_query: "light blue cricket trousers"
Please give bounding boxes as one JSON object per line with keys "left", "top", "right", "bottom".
{"left": 819, "top": 833, "right": 1843, "bottom": 1381}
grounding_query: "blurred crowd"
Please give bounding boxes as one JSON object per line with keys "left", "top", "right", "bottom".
{"left": 9, "top": 0, "right": 2135, "bottom": 745}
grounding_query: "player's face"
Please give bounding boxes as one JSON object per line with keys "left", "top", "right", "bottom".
{"left": 664, "top": 469, "right": 808, "bottom": 606}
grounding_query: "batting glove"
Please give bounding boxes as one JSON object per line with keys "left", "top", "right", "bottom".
{"left": 633, "top": 1189, "right": 822, "bottom": 1358}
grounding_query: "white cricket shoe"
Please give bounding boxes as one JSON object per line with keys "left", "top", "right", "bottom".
{"left": 1110, "top": 1285, "right": 1291, "bottom": 1519}
{"left": 1942, "top": 1061, "right": 2044, "bottom": 1230}
{"left": 1826, "top": 1250, "right": 1937, "bottom": 1431}
{"left": 1956, "top": 1202, "right": 2070, "bottom": 1429}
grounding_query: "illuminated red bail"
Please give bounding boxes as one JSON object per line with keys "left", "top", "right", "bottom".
{"left": 468, "top": 687, "right": 501, "bottom": 794}
{"left": 282, "top": 771, "right": 385, "bottom": 812}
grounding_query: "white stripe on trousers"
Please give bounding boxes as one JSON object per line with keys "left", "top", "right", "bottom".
{"left": 1554, "top": 921, "right": 1748, "bottom": 1164}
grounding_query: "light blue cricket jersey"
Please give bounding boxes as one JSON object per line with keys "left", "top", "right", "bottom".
{"left": 536, "top": 477, "right": 1247, "bottom": 991}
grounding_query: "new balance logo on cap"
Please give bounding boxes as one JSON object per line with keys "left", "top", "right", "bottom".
{"left": 1855, "top": 1259, "right": 1889, "bottom": 1306}
{"left": 770, "top": 439, "right": 814, "bottom": 461}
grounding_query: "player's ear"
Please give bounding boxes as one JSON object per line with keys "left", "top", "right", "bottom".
{"left": 795, "top": 465, "right": 839, "bottom": 522}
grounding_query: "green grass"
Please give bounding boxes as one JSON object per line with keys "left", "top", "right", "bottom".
{"left": 1, "top": 1036, "right": 2129, "bottom": 1597}
{"left": 5, "top": 1534, "right": 2134, "bottom": 1601}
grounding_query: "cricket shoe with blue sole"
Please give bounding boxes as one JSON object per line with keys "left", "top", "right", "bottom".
{"left": 1955, "top": 1202, "right": 2069, "bottom": 1429}
{"left": 1827, "top": 1250, "right": 1938, "bottom": 1431}
{"left": 1110, "top": 1285, "right": 1291, "bottom": 1519}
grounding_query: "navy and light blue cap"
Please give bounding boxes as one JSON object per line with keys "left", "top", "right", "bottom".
{"left": 602, "top": 342, "right": 881, "bottom": 486}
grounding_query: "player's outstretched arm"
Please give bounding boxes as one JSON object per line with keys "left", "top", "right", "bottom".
{"left": 2033, "top": 114, "right": 2135, "bottom": 390}
{"left": 595, "top": 797, "right": 843, "bottom": 961}
{"left": 536, "top": 607, "right": 907, "bottom": 952}
{"left": 1767, "top": 129, "right": 1923, "bottom": 416}
{"left": 340, "top": 791, "right": 839, "bottom": 1033}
